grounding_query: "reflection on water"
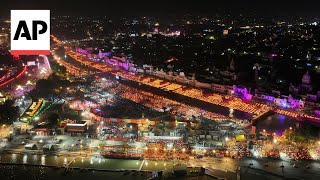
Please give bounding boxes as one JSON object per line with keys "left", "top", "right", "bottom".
{"left": 255, "top": 113, "right": 297, "bottom": 135}
{"left": 41, "top": 155, "right": 46, "bottom": 165}
{"left": 11, "top": 154, "right": 17, "bottom": 163}
{"left": 229, "top": 108, "right": 234, "bottom": 118}
{"left": 0, "top": 153, "right": 156, "bottom": 171}
{"left": 213, "top": 105, "right": 252, "bottom": 120}
{"left": 22, "top": 154, "right": 28, "bottom": 164}
{"left": 255, "top": 113, "right": 320, "bottom": 135}
{"left": 32, "top": 155, "right": 38, "bottom": 164}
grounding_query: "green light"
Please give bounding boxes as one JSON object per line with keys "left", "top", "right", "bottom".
{"left": 28, "top": 101, "right": 55, "bottom": 123}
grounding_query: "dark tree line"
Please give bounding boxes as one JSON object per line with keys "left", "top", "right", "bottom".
{"left": 0, "top": 100, "right": 19, "bottom": 124}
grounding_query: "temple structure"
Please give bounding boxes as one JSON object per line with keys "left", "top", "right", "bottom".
{"left": 301, "top": 71, "right": 312, "bottom": 92}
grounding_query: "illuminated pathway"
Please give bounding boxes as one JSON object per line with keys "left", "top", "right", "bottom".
{"left": 51, "top": 36, "right": 320, "bottom": 122}
{"left": 62, "top": 47, "right": 269, "bottom": 116}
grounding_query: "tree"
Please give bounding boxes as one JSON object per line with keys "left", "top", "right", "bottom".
{"left": 47, "top": 113, "right": 59, "bottom": 129}
{"left": 0, "top": 100, "right": 20, "bottom": 124}
{"left": 285, "top": 124, "right": 319, "bottom": 142}
{"left": 295, "top": 124, "right": 318, "bottom": 139}
{"left": 36, "top": 79, "right": 55, "bottom": 90}
{"left": 51, "top": 63, "right": 66, "bottom": 74}
{"left": 31, "top": 79, "right": 57, "bottom": 99}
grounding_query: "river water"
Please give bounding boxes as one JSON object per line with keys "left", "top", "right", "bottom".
{"left": 1, "top": 153, "right": 320, "bottom": 180}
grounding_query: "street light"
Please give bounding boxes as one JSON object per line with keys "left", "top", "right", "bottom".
{"left": 26, "top": 81, "right": 32, "bottom": 85}
{"left": 16, "top": 85, "right": 23, "bottom": 91}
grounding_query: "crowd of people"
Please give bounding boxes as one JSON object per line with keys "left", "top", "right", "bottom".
{"left": 144, "top": 142, "right": 189, "bottom": 160}
{"left": 228, "top": 142, "right": 250, "bottom": 158}
{"left": 276, "top": 145, "right": 313, "bottom": 160}
{"left": 226, "top": 135, "right": 320, "bottom": 161}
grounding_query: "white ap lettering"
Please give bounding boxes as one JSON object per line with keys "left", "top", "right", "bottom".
{"left": 13, "top": 20, "right": 48, "bottom": 40}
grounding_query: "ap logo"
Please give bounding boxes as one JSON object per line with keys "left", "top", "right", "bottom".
{"left": 11, "top": 10, "right": 50, "bottom": 56}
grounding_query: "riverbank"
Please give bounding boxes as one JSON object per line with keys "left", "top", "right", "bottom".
{"left": 1, "top": 151, "right": 320, "bottom": 180}
{"left": 0, "top": 160, "right": 217, "bottom": 180}
{"left": 0, "top": 163, "right": 150, "bottom": 180}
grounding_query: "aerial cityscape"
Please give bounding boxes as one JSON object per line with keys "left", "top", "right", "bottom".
{"left": 0, "top": 0, "right": 320, "bottom": 179}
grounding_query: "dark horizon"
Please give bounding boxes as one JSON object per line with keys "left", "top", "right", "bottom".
{"left": 1, "top": 0, "right": 320, "bottom": 18}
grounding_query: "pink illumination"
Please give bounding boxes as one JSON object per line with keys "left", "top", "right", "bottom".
{"left": 0, "top": 66, "right": 27, "bottom": 87}
{"left": 233, "top": 85, "right": 252, "bottom": 100}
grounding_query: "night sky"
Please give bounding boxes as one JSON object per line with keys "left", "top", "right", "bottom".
{"left": 0, "top": 0, "right": 320, "bottom": 18}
